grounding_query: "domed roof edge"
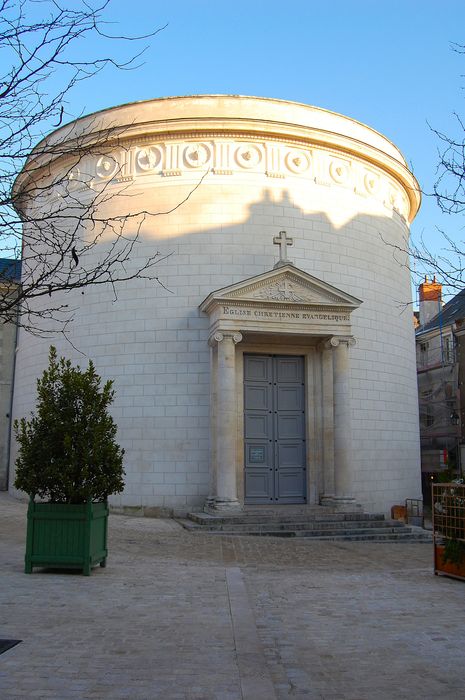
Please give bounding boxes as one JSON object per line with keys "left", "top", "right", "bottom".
{"left": 31, "top": 94, "right": 409, "bottom": 168}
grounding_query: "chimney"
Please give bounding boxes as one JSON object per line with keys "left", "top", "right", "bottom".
{"left": 419, "top": 275, "right": 442, "bottom": 326}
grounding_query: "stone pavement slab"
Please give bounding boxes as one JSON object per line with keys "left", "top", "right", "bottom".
{"left": 225, "top": 568, "right": 276, "bottom": 700}
{"left": 0, "top": 494, "right": 464, "bottom": 699}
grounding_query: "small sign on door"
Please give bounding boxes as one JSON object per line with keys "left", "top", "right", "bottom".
{"left": 249, "top": 447, "right": 265, "bottom": 463}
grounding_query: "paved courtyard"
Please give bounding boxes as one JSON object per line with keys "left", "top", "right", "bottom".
{"left": 1, "top": 493, "right": 464, "bottom": 700}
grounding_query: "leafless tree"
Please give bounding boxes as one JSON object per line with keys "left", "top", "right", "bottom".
{"left": 405, "top": 43, "right": 465, "bottom": 294}
{"left": 0, "top": 0, "right": 197, "bottom": 334}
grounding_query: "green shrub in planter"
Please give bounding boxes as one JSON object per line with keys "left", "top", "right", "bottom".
{"left": 14, "top": 346, "right": 125, "bottom": 574}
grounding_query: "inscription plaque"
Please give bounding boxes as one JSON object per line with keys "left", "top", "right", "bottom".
{"left": 250, "top": 447, "right": 265, "bottom": 463}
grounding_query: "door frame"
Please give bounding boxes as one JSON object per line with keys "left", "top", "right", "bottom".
{"left": 235, "top": 338, "right": 322, "bottom": 506}
{"left": 243, "top": 353, "right": 307, "bottom": 505}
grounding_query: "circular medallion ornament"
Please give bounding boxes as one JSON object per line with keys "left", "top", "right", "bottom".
{"left": 184, "top": 143, "right": 211, "bottom": 168}
{"left": 235, "top": 144, "right": 262, "bottom": 169}
{"left": 67, "top": 168, "right": 81, "bottom": 191}
{"left": 389, "top": 188, "right": 399, "bottom": 208}
{"left": 136, "top": 147, "right": 162, "bottom": 171}
{"left": 285, "top": 150, "right": 310, "bottom": 174}
{"left": 329, "top": 159, "right": 350, "bottom": 184}
{"left": 400, "top": 195, "right": 408, "bottom": 217}
{"left": 96, "top": 156, "right": 118, "bottom": 179}
{"left": 364, "top": 172, "right": 380, "bottom": 194}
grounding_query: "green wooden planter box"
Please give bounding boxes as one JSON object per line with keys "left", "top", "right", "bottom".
{"left": 25, "top": 500, "right": 109, "bottom": 575}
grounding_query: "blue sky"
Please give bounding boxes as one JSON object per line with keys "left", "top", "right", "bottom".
{"left": 41, "top": 1, "right": 465, "bottom": 303}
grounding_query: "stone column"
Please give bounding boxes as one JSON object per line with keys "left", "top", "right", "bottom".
{"left": 205, "top": 342, "right": 218, "bottom": 509}
{"left": 208, "top": 330, "right": 243, "bottom": 511}
{"left": 319, "top": 341, "right": 335, "bottom": 506}
{"left": 331, "top": 336, "right": 356, "bottom": 508}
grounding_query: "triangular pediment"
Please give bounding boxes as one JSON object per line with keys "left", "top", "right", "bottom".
{"left": 200, "top": 264, "right": 362, "bottom": 312}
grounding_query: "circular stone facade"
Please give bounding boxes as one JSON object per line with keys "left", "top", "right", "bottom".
{"left": 10, "top": 95, "right": 421, "bottom": 515}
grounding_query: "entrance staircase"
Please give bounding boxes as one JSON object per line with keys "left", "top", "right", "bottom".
{"left": 179, "top": 506, "right": 432, "bottom": 542}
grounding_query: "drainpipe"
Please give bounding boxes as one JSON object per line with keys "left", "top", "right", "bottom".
{"left": 5, "top": 302, "right": 20, "bottom": 491}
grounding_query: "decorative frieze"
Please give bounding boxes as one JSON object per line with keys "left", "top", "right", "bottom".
{"left": 213, "top": 141, "right": 231, "bottom": 171}
{"left": 329, "top": 158, "right": 351, "bottom": 186}
{"left": 87, "top": 135, "right": 410, "bottom": 219}
{"left": 96, "top": 155, "right": 118, "bottom": 179}
{"left": 67, "top": 168, "right": 82, "bottom": 191}
{"left": 286, "top": 149, "right": 311, "bottom": 175}
{"left": 364, "top": 171, "right": 380, "bottom": 195}
{"left": 253, "top": 280, "right": 305, "bottom": 302}
{"left": 136, "top": 146, "right": 162, "bottom": 172}
{"left": 184, "top": 143, "right": 211, "bottom": 168}
{"left": 265, "top": 143, "right": 283, "bottom": 179}
{"left": 235, "top": 144, "right": 263, "bottom": 169}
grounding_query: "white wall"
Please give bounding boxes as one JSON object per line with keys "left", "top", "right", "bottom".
{"left": 10, "top": 97, "right": 422, "bottom": 514}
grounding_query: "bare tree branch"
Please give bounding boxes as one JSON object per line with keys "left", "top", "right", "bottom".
{"left": 384, "top": 44, "right": 465, "bottom": 298}
{"left": 0, "top": 0, "right": 188, "bottom": 335}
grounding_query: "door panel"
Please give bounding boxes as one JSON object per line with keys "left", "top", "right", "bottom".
{"left": 276, "top": 357, "right": 302, "bottom": 382}
{"left": 277, "top": 468, "right": 306, "bottom": 500}
{"left": 245, "top": 470, "right": 274, "bottom": 499}
{"left": 244, "top": 384, "right": 271, "bottom": 411}
{"left": 276, "top": 385, "right": 304, "bottom": 410}
{"left": 244, "top": 355, "right": 270, "bottom": 381}
{"left": 276, "top": 414, "right": 304, "bottom": 439}
{"left": 244, "top": 354, "right": 306, "bottom": 504}
{"left": 245, "top": 414, "right": 271, "bottom": 440}
{"left": 277, "top": 443, "right": 305, "bottom": 466}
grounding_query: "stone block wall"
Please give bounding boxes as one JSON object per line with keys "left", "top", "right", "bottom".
{"left": 9, "top": 96, "right": 422, "bottom": 515}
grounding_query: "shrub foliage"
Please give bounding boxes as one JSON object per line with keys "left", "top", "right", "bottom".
{"left": 14, "top": 346, "right": 125, "bottom": 503}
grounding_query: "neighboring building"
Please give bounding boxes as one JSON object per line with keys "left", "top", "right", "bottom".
{"left": 0, "top": 259, "right": 21, "bottom": 490}
{"left": 416, "top": 278, "right": 465, "bottom": 503}
{"left": 9, "top": 95, "right": 422, "bottom": 515}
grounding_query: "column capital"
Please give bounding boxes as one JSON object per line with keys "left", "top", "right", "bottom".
{"left": 320, "top": 335, "right": 356, "bottom": 350}
{"left": 208, "top": 330, "right": 243, "bottom": 347}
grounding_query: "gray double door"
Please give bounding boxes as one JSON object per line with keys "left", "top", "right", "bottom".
{"left": 244, "top": 354, "right": 307, "bottom": 504}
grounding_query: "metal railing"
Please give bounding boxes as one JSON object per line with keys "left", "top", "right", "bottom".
{"left": 417, "top": 346, "right": 456, "bottom": 371}
{"left": 432, "top": 483, "right": 465, "bottom": 543}
{"left": 405, "top": 498, "right": 424, "bottom": 527}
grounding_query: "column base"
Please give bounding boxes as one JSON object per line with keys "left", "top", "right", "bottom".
{"left": 204, "top": 498, "right": 242, "bottom": 513}
{"left": 320, "top": 495, "right": 361, "bottom": 512}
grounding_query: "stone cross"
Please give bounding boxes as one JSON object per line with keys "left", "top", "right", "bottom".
{"left": 273, "top": 230, "right": 293, "bottom": 264}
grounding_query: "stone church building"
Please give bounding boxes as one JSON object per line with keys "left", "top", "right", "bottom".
{"left": 9, "top": 95, "right": 422, "bottom": 515}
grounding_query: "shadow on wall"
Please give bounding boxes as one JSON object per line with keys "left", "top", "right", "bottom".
{"left": 143, "top": 186, "right": 412, "bottom": 314}
{"left": 8, "top": 184, "right": 418, "bottom": 512}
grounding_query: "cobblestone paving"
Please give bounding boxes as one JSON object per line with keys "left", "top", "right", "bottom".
{"left": 1, "top": 494, "right": 464, "bottom": 699}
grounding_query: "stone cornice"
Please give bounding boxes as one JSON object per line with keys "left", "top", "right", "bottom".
{"left": 32, "top": 95, "right": 409, "bottom": 163}
{"left": 14, "top": 96, "right": 421, "bottom": 222}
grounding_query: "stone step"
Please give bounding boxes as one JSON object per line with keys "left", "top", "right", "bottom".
{"left": 179, "top": 524, "right": 431, "bottom": 542}
{"left": 180, "top": 518, "right": 404, "bottom": 533}
{"left": 294, "top": 531, "right": 432, "bottom": 542}
{"left": 187, "top": 511, "right": 387, "bottom": 527}
{"left": 187, "top": 525, "right": 414, "bottom": 537}
{"left": 178, "top": 511, "right": 431, "bottom": 542}
{"left": 240, "top": 506, "right": 343, "bottom": 516}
